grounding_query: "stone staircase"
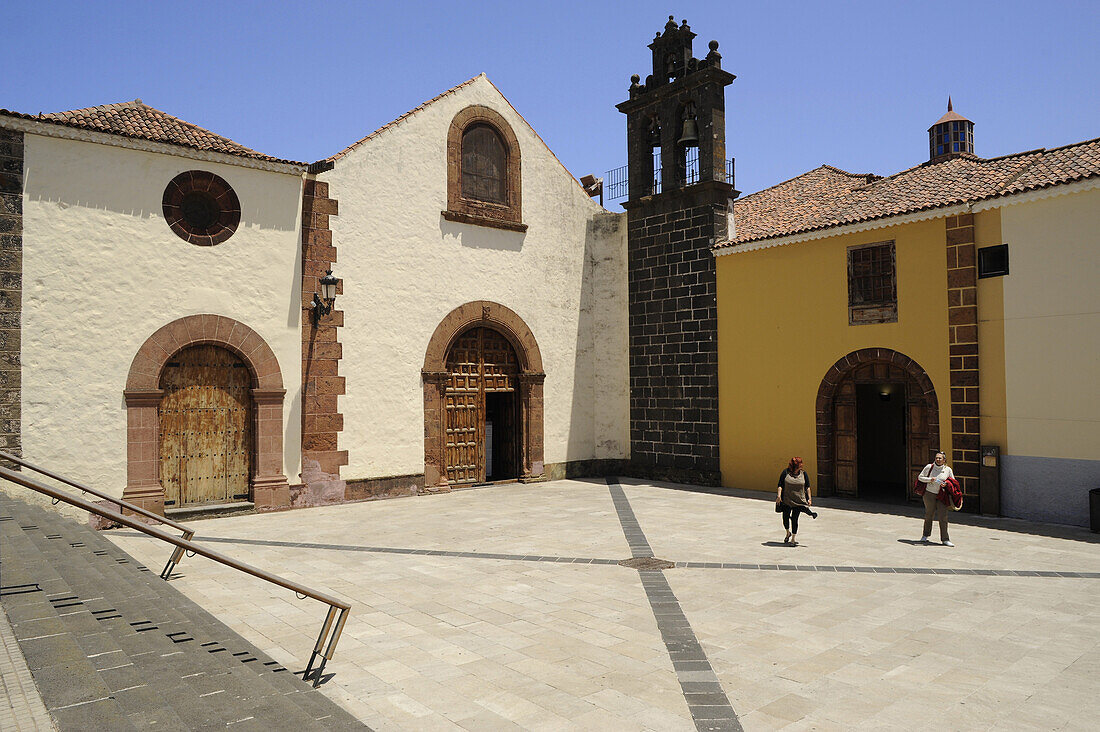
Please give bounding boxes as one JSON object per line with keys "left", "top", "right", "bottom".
{"left": 0, "top": 491, "right": 367, "bottom": 730}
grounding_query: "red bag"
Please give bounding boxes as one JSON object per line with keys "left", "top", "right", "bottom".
{"left": 913, "top": 466, "right": 927, "bottom": 497}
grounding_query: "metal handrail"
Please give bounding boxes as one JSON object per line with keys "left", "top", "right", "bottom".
{"left": 0, "top": 449, "right": 194, "bottom": 579}
{"left": 0, "top": 465, "right": 349, "bottom": 686}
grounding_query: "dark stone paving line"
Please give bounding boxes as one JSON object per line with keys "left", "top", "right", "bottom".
{"left": 127, "top": 534, "right": 1100, "bottom": 579}
{"left": 120, "top": 533, "right": 624, "bottom": 567}
{"left": 606, "top": 479, "right": 657, "bottom": 559}
{"left": 606, "top": 478, "right": 743, "bottom": 732}
{"left": 671, "top": 563, "right": 1100, "bottom": 578}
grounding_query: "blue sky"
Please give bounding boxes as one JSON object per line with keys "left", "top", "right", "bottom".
{"left": 4, "top": 1, "right": 1099, "bottom": 200}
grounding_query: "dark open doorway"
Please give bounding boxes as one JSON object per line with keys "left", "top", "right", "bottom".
{"left": 856, "top": 382, "right": 907, "bottom": 503}
{"left": 484, "top": 391, "right": 518, "bottom": 481}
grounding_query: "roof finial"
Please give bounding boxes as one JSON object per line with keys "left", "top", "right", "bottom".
{"left": 947, "top": 96, "right": 953, "bottom": 112}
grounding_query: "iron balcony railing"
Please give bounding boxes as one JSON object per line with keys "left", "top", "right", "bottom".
{"left": 604, "top": 152, "right": 735, "bottom": 202}
{"left": 0, "top": 462, "right": 350, "bottom": 687}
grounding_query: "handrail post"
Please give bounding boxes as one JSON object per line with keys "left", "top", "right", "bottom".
{"left": 304, "top": 606, "right": 338, "bottom": 683}
{"left": 311, "top": 607, "right": 350, "bottom": 687}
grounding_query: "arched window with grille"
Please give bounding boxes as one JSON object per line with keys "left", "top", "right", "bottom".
{"left": 444, "top": 105, "right": 526, "bottom": 232}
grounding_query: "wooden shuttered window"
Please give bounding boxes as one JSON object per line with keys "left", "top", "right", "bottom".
{"left": 461, "top": 124, "right": 507, "bottom": 204}
{"left": 847, "top": 241, "right": 898, "bottom": 324}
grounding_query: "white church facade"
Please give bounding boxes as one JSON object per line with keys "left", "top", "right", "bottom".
{"left": 0, "top": 73, "right": 630, "bottom": 518}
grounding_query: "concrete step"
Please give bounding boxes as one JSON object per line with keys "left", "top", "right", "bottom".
{"left": 166, "top": 501, "right": 256, "bottom": 522}
{"left": 0, "top": 491, "right": 366, "bottom": 730}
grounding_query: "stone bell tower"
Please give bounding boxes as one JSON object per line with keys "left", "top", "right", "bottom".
{"left": 616, "top": 17, "right": 736, "bottom": 486}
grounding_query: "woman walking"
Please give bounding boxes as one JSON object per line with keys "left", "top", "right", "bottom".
{"left": 776, "top": 457, "right": 817, "bottom": 545}
{"left": 918, "top": 451, "right": 955, "bottom": 546}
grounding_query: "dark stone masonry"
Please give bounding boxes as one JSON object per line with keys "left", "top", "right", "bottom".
{"left": 0, "top": 128, "right": 22, "bottom": 459}
{"left": 617, "top": 18, "right": 735, "bottom": 486}
{"left": 623, "top": 183, "right": 728, "bottom": 485}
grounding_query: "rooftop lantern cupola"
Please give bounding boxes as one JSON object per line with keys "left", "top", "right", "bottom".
{"left": 928, "top": 97, "right": 974, "bottom": 162}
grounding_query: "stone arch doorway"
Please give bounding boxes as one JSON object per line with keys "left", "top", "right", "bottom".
{"left": 423, "top": 302, "right": 545, "bottom": 491}
{"left": 816, "top": 348, "right": 939, "bottom": 502}
{"left": 123, "top": 315, "right": 290, "bottom": 515}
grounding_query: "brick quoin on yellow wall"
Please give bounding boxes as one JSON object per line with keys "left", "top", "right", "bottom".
{"left": 945, "top": 214, "right": 980, "bottom": 496}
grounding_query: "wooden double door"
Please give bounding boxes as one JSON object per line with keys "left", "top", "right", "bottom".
{"left": 833, "top": 362, "right": 932, "bottom": 502}
{"left": 444, "top": 327, "right": 521, "bottom": 485}
{"left": 159, "top": 345, "right": 253, "bottom": 507}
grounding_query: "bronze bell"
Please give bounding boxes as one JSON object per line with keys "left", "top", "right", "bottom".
{"left": 678, "top": 116, "right": 699, "bottom": 147}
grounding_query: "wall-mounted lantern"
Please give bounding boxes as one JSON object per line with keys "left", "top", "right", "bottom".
{"left": 311, "top": 269, "right": 339, "bottom": 324}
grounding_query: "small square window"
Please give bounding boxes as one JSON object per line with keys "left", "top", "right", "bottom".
{"left": 978, "top": 244, "right": 1009, "bottom": 278}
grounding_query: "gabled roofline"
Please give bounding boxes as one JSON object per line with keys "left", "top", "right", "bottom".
{"left": 41, "top": 99, "right": 306, "bottom": 164}
{"left": 715, "top": 175, "right": 1100, "bottom": 256}
{"left": 719, "top": 135, "right": 1100, "bottom": 250}
{"left": 319, "top": 73, "right": 601, "bottom": 207}
{"left": 2, "top": 101, "right": 308, "bottom": 166}
{"left": 0, "top": 111, "right": 308, "bottom": 175}
{"left": 733, "top": 164, "right": 879, "bottom": 203}
{"left": 322, "top": 75, "right": 482, "bottom": 163}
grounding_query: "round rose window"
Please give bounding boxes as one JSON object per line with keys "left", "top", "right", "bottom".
{"left": 162, "top": 171, "right": 241, "bottom": 246}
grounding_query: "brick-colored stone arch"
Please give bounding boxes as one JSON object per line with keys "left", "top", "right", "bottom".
{"left": 422, "top": 301, "right": 544, "bottom": 490}
{"left": 123, "top": 315, "right": 289, "bottom": 515}
{"left": 815, "top": 348, "right": 939, "bottom": 498}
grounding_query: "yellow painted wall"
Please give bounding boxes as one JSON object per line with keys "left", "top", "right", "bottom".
{"left": 717, "top": 217, "right": 954, "bottom": 493}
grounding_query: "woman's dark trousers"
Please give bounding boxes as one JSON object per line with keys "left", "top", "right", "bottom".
{"left": 782, "top": 505, "right": 812, "bottom": 533}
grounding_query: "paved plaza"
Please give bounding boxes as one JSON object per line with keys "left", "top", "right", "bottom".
{"left": 105, "top": 478, "right": 1100, "bottom": 730}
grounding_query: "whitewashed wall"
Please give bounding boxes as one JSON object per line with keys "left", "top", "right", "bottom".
{"left": 21, "top": 134, "right": 304, "bottom": 496}
{"left": 323, "top": 75, "right": 629, "bottom": 479}
{"left": 998, "top": 186, "right": 1100, "bottom": 525}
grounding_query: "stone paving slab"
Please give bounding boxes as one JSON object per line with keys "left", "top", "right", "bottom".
{"left": 105, "top": 478, "right": 1100, "bottom": 730}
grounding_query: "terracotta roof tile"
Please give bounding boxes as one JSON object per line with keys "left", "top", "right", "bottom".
{"left": 1, "top": 100, "right": 304, "bottom": 166}
{"left": 720, "top": 137, "right": 1100, "bottom": 249}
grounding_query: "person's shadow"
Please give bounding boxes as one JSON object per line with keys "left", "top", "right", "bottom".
{"left": 761, "top": 541, "right": 798, "bottom": 547}
{"left": 897, "top": 539, "right": 940, "bottom": 546}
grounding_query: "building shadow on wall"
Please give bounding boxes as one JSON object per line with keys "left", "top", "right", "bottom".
{"left": 439, "top": 219, "right": 525, "bottom": 251}
{"left": 562, "top": 211, "right": 628, "bottom": 472}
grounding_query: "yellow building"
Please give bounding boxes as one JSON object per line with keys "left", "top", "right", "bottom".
{"left": 715, "top": 106, "right": 1100, "bottom": 526}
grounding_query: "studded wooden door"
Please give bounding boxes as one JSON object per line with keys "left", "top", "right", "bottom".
{"left": 159, "top": 345, "right": 252, "bottom": 507}
{"left": 444, "top": 328, "right": 519, "bottom": 484}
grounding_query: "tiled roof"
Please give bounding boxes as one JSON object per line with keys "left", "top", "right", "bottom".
{"left": 719, "top": 137, "right": 1100, "bottom": 249}
{"left": 0, "top": 100, "right": 305, "bottom": 166}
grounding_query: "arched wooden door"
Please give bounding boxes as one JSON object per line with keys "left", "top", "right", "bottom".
{"left": 444, "top": 327, "right": 520, "bottom": 485}
{"left": 159, "top": 345, "right": 253, "bottom": 507}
